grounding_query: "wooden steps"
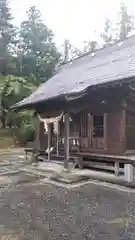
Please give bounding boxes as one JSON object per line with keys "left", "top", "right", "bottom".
{"left": 38, "top": 153, "right": 81, "bottom": 164}
{"left": 25, "top": 148, "right": 133, "bottom": 175}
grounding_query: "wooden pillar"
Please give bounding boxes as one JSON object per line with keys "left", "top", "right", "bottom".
{"left": 56, "top": 121, "right": 59, "bottom": 156}
{"left": 88, "top": 113, "right": 93, "bottom": 147}
{"left": 104, "top": 113, "right": 108, "bottom": 150}
{"left": 121, "top": 109, "right": 126, "bottom": 151}
{"left": 64, "top": 113, "right": 70, "bottom": 169}
{"left": 35, "top": 115, "right": 40, "bottom": 150}
{"left": 114, "top": 161, "right": 120, "bottom": 176}
{"left": 121, "top": 100, "right": 126, "bottom": 151}
{"left": 47, "top": 123, "right": 51, "bottom": 161}
{"left": 32, "top": 115, "right": 40, "bottom": 163}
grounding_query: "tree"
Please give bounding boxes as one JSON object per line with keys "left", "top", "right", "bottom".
{"left": 63, "top": 39, "right": 70, "bottom": 63}
{"left": 10, "top": 110, "right": 35, "bottom": 145}
{"left": 18, "top": 6, "right": 60, "bottom": 82}
{"left": 116, "top": 2, "right": 135, "bottom": 40}
{"left": 0, "top": 0, "right": 16, "bottom": 75}
{"left": 83, "top": 40, "right": 98, "bottom": 53}
{"left": 0, "top": 75, "right": 36, "bottom": 127}
{"left": 101, "top": 19, "right": 114, "bottom": 46}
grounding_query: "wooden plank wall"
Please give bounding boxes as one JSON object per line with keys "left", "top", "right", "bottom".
{"left": 39, "top": 122, "right": 48, "bottom": 149}
{"left": 38, "top": 104, "right": 126, "bottom": 154}
{"left": 107, "top": 109, "right": 125, "bottom": 153}
{"left": 125, "top": 111, "right": 135, "bottom": 150}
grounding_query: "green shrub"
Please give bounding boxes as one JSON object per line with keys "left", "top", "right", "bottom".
{"left": 11, "top": 110, "right": 36, "bottom": 145}
{"left": 19, "top": 123, "right": 35, "bottom": 144}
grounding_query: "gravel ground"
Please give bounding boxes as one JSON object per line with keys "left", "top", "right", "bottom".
{"left": 0, "top": 151, "right": 135, "bottom": 239}
{"left": 0, "top": 171, "right": 134, "bottom": 240}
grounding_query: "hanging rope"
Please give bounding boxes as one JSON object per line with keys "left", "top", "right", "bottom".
{"left": 38, "top": 112, "right": 64, "bottom": 134}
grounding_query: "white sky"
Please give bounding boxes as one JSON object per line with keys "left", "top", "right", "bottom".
{"left": 11, "top": 0, "right": 135, "bottom": 48}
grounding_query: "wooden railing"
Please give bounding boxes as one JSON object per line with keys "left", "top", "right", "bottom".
{"left": 52, "top": 136, "right": 80, "bottom": 152}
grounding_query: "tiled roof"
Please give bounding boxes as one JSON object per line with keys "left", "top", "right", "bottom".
{"left": 13, "top": 35, "right": 135, "bottom": 109}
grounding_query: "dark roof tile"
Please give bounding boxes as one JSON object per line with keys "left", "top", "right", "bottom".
{"left": 13, "top": 35, "right": 135, "bottom": 108}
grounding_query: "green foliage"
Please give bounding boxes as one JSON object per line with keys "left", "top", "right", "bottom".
{"left": 20, "top": 6, "right": 54, "bottom": 55}
{"left": 0, "top": 0, "right": 13, "bottom": 54}
{"left": 101, "top": 19, "right": 114, "bottom": 46}
{"left": 0, "top": 1, "right": 135, "bottom": 147}
{"left": 0, "top": 3, "right": 61, "bottom": 145}
{"left": 17, "top": 6, "right": 61, "bottom": 82}
{"left": 19, "top": 124, "right": 35, "bottom": 144}
{"left": 0, "top": 3, "right": 61, "bottom": 82}
{"left": 83, "top": 41, "right": 98, "bottom": 53}
{"left": 116, "top": 2, "right": 135, "bottom": 40}
{"left": 0, "top": 75, "right": 36, "bottom": 128}
{"left": 100, "top": 3, "right": 135, "bottom": 46}
{"left": 0, "top": 0, "right": 16, "bottom": 75}
{"left": 13, "top": 110, "right": 35, "bottom": 144}
{"left": 0, "top": 75, "right": 36, "bottom": 107}
{"left": 12, "top": 110, "right": 34, "bottom": 127}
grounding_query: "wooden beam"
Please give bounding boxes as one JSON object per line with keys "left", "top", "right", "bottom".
{"left": 32, "top": 115, "right": 40, "bottom": 163}
{"left": 64, "top": 113, "right": 70, "bottom": 169}
{"left": 104, "top": 113, "right": 108, "bottom": 150}
{"left": 88, "top": 113, "right": 93, "bottom": 147}
{"left": 47, "top": 123, "right": 51, "bottom": 161}
{"left": 56, "top": 121, "right": 59, "bottom": 156}
{"left": 35, "top": 115, "right": 40, "bottom": 150}
{"left": 121, "top": 109, "right": 126, "bottom": 152}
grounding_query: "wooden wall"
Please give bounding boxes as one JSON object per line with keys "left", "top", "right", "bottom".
{"left": 37, "top": 86, "right": 128, "bottom": 154}
{"left": 125, "top": 97, "right": 135, "bottom": 150}
{"left": 125, "top": 111, "right": 135, "bottom": 150}
{"left": 39, "top": 122, "right": 48, "bottom": 149}
{"left": 38, "top": 108, "right": 126, "bottom": 154}
{"left": 107, "top": 109, "right": 125, "bottom": 153}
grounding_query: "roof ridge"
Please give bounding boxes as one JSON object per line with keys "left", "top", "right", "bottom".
{"left": 60, "top": 34, "right": 135, "bottom": 66}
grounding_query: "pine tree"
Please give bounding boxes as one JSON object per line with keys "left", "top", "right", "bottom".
{"left": 0, "top": 0, "right": 14, "bottom": 54}
{"left": 83, "top": 40, "right": 98, "bottom": 53}
{"left": 101, "top": 19, "right": 114, "bottom": 46}
{"left": 19, "top": 6, "right": 60, "bottom": 81}
{"left": 63, "top": 39, "right": 70, "bottom": 63}
{"left": 0, "top": 0, "right": 15, "bottom": 75}
{"left": 116, "top": 2, "right": 135, "bottom": 40}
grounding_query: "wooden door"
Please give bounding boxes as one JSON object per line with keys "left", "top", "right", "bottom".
{"left": 91, "top": 114, "right": 107, "bottom": 150}
{"left": 79, "top": 113, "right": 107, "bottom": 151}
{"left": 80, "top": 113, "right": 89, "bottom": 150}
